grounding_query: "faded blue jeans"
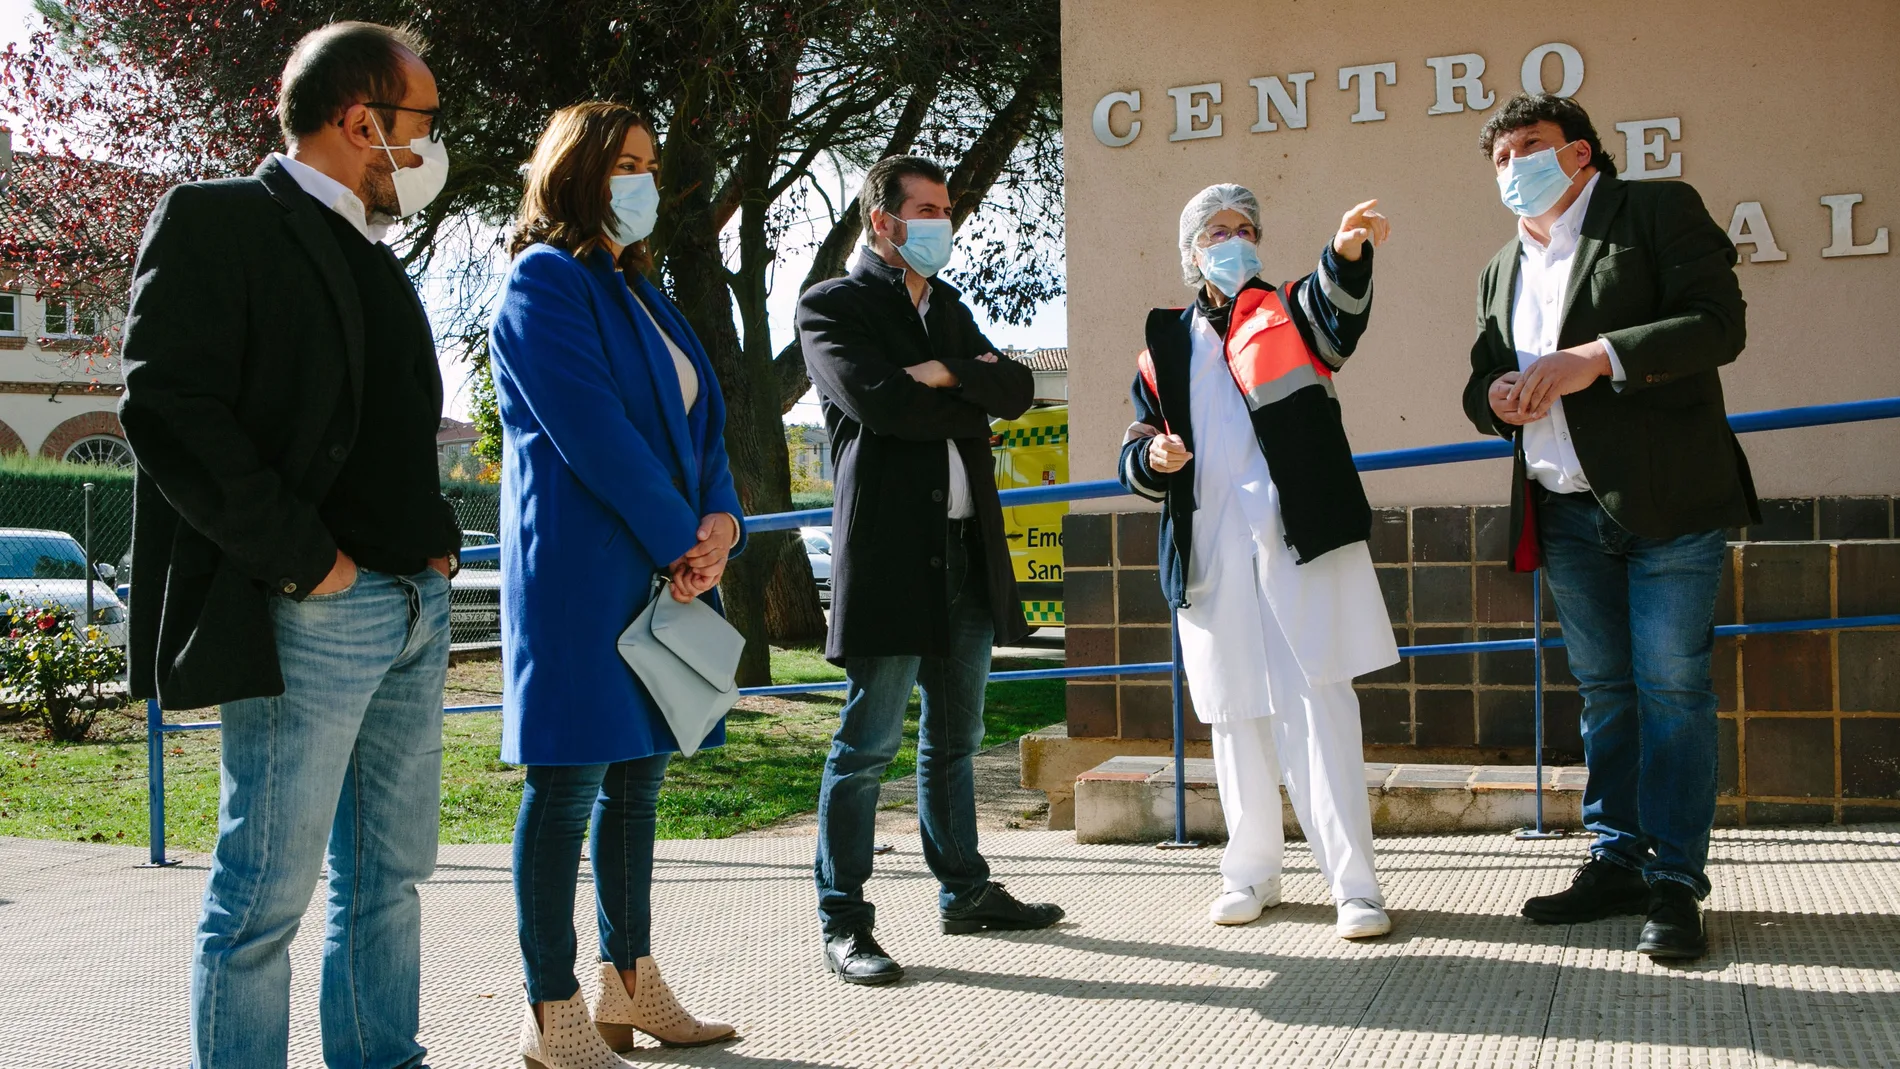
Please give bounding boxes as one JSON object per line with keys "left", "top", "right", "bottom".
{"left": 1538, "top": 492, "right": 1726, "bottom": 898}
{"left": 513, "top": 755, "right": 671, "bottom": 1003}
{"left": 814, "top": 527, "right": 994, "bottom": 934}
{"left": 191, "top": 568, "right": 450, "bottom": 1069}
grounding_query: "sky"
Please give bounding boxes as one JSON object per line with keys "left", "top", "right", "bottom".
{"left": 0, "top": 0, "right": 1069, "bottom": 424}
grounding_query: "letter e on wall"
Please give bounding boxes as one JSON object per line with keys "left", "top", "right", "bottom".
{"left": 1615, "top": 118, "right": 1682, "bottom": 180}
{"left": 1168, "top": 83, "right": 1223, "bottom": 142}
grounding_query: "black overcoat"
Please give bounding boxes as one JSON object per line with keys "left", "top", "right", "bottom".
{"left": 797, "top": 249, "right": 1034, "bottom": 663}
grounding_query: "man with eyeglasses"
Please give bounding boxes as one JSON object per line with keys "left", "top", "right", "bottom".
{"left": 119, "top": 21, "right": 460, "bottom": 1068}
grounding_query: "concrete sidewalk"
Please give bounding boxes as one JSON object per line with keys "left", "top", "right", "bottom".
{"left": 3, "top": 827, "right": 1897, "bottom": 1068}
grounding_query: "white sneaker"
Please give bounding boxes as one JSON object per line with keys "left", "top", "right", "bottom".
{"left": 1209, "top": 875, "right": 1282, "bottom": 925}
{"left": 1336, "top": 897, "right": 1391, "bottom": 940}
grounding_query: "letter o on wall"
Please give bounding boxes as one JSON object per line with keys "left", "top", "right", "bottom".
{"left": 1520, "top": 42, "right": 1584, "bottom": 98}
{"left": 39, "top": 409, "right": 128, "bottom": 462}
{"left": 1092, "top": 90, "right": 1142, "bottom": 148}
{"left": 0, "top": 418, "right": 24, "bottom": 456}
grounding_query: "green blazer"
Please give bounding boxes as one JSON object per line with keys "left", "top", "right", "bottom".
{"left": 1461, "top": 175, "right": 1759, "bottom": 565}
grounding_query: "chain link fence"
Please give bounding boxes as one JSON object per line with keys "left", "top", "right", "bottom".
{"left": 443, "top": 480, "right": 501, "bottom": 648}
{"left": 0, "top": 462, "right": 507, "bottom": 651}
{"left": 0, "top": 459, "right": 134, "bottom": 645}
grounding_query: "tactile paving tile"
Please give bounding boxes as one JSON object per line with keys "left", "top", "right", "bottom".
{"left": 2, "top": 826, "right": 1897, "bottom": 1068}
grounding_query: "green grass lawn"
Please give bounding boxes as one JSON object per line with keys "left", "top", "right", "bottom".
{"left": 0, "top": 649, "right": 1063, "bottom": 850}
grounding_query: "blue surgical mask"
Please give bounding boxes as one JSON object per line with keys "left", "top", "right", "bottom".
{"left": 607, "top": 172, "right": 659, "bottom": 245}
{"left": 894, "top": 217, "right": 954, "bottom": 277}
{"left": 1197, "top": 237, "right": 1262, "bottom": 298}
{"left": 1496, "top": 144, "right": 1578, "bottom": 218}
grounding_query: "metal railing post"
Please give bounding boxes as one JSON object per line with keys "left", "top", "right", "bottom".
{"left": 1516, "top": 570, "right": 1564, "bottom": 840}
{"left": 141, "top": 698, "right": 178, "bottom": 866}
{"left": 1158, "top": 607, "right": 1202, "bottom": 849}
{"left": 83, "top": 482, "right": 95, "bottom": 626}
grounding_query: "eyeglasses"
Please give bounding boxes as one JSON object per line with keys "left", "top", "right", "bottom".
{"left": 1199, "top": 225, "right": 1259, "bottom": 245}
{"left": 363, "top": 102, "right": 444, "bottom": 143}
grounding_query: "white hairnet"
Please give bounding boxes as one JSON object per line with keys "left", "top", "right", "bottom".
{"left": 1178, "top": 183, "right": 1262, "bottom": 288}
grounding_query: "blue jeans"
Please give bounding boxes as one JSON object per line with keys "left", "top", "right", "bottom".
{"left": 513, "top": 755, "right": 670, "bottom": 1003}
{"left": 815, "top": 530, "right": 994, "bottom": 933}
{"left": 191, "top": 569, "right": 450, "bottom": 1069}
{"left": 1539, "top": 492, "right": 1726, "bottom": 898}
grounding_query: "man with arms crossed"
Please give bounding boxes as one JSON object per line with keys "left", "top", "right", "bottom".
{"left": 120, "top": 22, "right": 460, "bottom": 1066}
{"left": 1463, "top": 93, "right": 1754, "bottom": 960}
{"left": 799, "top": 155, "right": 1065, "bottom": 986}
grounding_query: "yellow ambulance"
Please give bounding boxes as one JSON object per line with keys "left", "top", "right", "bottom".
{"left": 990, "top": 403, "right": 1067, "bottom": 628}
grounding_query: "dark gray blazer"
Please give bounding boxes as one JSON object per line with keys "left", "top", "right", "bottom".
{"left": 1462, "top": 176, "right": 1758, "bottom": 564}
{"left": 119, "top": 156, "right": 441, "bottom": 709}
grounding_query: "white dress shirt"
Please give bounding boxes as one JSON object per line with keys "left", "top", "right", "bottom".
{"left": 271, "top": 152, "right": 393, "bottom": 244}
{"left": 1511, "top": 172, "right": 1626, "bottom": 494}
{"left": 913, "top": 288, "right": 975, "bottom": 520}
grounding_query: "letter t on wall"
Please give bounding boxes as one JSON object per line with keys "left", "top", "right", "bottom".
{"left": 1425, "top": 54, "right": 1495, "bottom": 115}
{"left": 1337, "top": 63, "right": 1396, "bottom": 123}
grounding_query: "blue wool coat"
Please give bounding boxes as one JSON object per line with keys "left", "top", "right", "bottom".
{"left": 489, "top": 244, "right": 747, "bottom": 766}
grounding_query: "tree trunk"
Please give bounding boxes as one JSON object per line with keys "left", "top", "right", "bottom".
{"left": 726, "top": 29, "right": 830, "bottom": 654}
{"left": 659, "top": 83, "right": 783, "bottom": 686}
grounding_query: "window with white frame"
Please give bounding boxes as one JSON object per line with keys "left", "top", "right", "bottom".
{"left": 42, "top": 296, "right": 99, "bottom": 337}
{"left": 0, "top": 291, "right": 18, "bottom": 334}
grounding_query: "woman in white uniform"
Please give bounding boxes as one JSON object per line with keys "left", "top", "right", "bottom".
{"left": 1117, "top": 184, "right": 1398, "bottom": 940}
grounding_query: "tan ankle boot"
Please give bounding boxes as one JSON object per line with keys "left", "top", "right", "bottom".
{"left": 520, "top": 988, "right": 637, "bottom": 1069}
{"left": 592, "top": 957, "right": 736, "bottom": 1050}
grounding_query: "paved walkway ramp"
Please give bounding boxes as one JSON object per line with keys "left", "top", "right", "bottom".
{"left": 3, "top": 828, "right": 1898, "bottom": 1067}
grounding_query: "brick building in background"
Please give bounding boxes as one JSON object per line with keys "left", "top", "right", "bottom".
{"left": 0, "top": 126, "right": 133, "bottom": 467}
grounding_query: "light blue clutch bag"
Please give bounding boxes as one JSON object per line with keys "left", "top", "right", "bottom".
{"left": 616, "top": 575, "right": 745, "bottom": 757}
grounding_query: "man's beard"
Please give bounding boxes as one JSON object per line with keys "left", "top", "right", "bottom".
{"left": 360, "top": 156, "right": 402, "bottom": 219}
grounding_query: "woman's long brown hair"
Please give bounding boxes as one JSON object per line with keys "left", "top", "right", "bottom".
{"left": 509, "top": 101, "right": 655, "bottom": 275}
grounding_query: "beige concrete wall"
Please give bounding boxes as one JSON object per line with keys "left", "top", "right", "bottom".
{"left": 1062, "top": 0, "right": 1899, "bottom": 507}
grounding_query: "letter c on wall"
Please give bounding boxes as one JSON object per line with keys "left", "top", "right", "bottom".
{"left": 1093, "top": 90, "right": 1142, "bottom": 148}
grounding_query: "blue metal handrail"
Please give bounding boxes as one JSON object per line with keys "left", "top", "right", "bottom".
{"left": 140, "top": 396, "right": 1900, "bottom": 864}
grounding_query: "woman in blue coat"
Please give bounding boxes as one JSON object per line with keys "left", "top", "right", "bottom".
{"left": 490, "top": 102, "right": 743, "bottom": 1068}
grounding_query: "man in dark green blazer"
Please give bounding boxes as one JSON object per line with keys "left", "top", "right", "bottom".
{"left": 1462, "top": 94, "right": 1757, "bottom": 961}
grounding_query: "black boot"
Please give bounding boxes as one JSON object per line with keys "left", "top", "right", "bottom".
{"left": 1637, "top": 881, "right": 1708, "bottom": 960}
{"left": 1522, "top": 857, "right": 1650, "bottom": 924}
{"left": 823, "top": 928, "right": 905, "bottom": 985}
{"left": 941, "top": 881, "right": 1065, "bottom": 935}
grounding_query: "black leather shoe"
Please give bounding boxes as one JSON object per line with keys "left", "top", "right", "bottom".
{"left": 941, "top": 881, "right": 1065, "bottom": 935}
{"left": 823, "top": 928, "right": 905, "bottom": 985}
{"left": 1522, "top": 856, "right": 1650, "bottom": 925}
{"left": 1637, "top": 881, "right": 1708, "bottom": 960}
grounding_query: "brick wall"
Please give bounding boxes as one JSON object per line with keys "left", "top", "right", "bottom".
{"left": 1062, "top": 496, "right": 1900, "bottom": 826}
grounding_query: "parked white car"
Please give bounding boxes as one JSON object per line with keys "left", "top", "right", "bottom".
{"left": 802, "top": 526, "right": 832, "bottom": 605}
{"left": 0, "top": 528, "right": 129, "bottom": 648}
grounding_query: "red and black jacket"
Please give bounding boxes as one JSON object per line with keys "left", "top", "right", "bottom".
{"left": 1117, "top": 243, "right": 1375, "bottom": 609}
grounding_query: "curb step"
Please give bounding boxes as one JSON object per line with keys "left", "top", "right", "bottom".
{"left": 1074, "top": 756, "right": 1587, "bottom": 843}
